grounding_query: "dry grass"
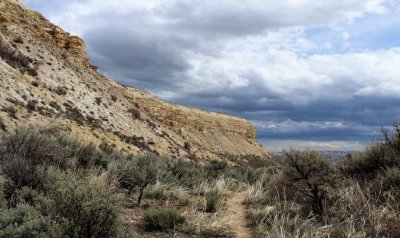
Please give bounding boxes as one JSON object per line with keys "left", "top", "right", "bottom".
{"left": 244, "top": 182, "right": 265, "bottom": 205}
{"left": 246, "top": 200, "right": 326, "bottom": 238}
{"left": 247, "top": 176, "right": 400, "bottom": 238}
{"left": 327, "top": 181, "right": 398, "bottom": 238}
{"left": 180, "top": 209, "right": 235, "bottom": 237}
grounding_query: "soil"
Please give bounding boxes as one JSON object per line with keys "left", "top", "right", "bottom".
{"left": 226, "top": 191, "right": 252, "bottom": 238}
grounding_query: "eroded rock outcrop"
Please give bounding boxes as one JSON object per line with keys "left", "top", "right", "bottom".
{"left": 48, "top": 27, "right": 89, "bottom": 65}
{"left": 0, "top": 0, "right": 268, "bottom": 162}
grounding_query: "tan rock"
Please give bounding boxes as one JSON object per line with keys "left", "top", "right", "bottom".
{"left": 0, "top": 0, "right": 269, "bottom": 162}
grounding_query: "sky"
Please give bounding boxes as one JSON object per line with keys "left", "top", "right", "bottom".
{"left": 22, "top": 0, "right": 400, "bottom": 151}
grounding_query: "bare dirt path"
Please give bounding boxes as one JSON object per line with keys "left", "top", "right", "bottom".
{"left": 226, "top": 190, "right": 252, "bottom": 238}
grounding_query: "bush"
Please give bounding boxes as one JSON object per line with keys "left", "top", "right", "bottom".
{"left": 128, "top": 108, "right": 141, "bottom": 120}
{"left": 205, "top": 188, "right": 220, "bottom": 213}
{"left": 160, "top": 159, "right": 205, "bottom": 188}
{"left": 95, "top": 97, "right": 102, "bottom": 105}
{"left": 1, "top": 155, "right": 42, "bottom": 197}
{"left": 0, "top": 167, "right": 122, "bottom": 238}
{"left": 0, "top": 118, "right": 6, "bottom": 131}
{"left": 111, "top": 94, "right": 118, "bottom": 102}
{"left": 14, "top": 186, "right": 50, "bottom": 212}
{"left": 0, "top": 127, "right": 109, "bottom": 170}
{"left": 112, "top": 154, "right": 161, "bottom": 205}
{"left": 142, "top": 208, "right": 185, "bottom": 231}
{"left": 340, "top": 124, "right": 400, "bottom": 177}
{"left": 177, "top": 197, "right": 190, "bottom": 206}
{"left": 1, "top": 127, "right": 52, "bottom": 162}
{"left": 206, "top": 160, "right": 228, "bottom": 178}
{"left": 340, "top": 145, "right": 398, "bottom": 176}
{"left": 144, "top": 182, "right": 168, "bottom": 200}
{"left": 55, "top": 86, "right": 67, "bottom": 95}
{"left": 0, "top": 203, "right": 53, "bottom": 237}
{"left": 0, "top": 37, "right": 37, "bottom": 76}
{"left": 382, "top": 167, "right": 400, "bottom": 190}
{"left": 49, "top": 174, "right": 119, "bottom": 238}
{"left": 281, "top": 150, "right": 336, "bottom": 216}
{"left": 0, "top": 128, "right": 139, "bottom": 238}
{"left": 26, "top": 100, "right": 38, "bottom": 111}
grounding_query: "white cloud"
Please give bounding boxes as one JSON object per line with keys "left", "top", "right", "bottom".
{"left": 42, "top": 0, "right": 389, "bottom": 36}
{"left": 182, "top": 47, "right": 400, "bottom": 106}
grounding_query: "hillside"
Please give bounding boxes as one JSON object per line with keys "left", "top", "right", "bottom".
{"left": 0, "top": 0, "right": 267, "bottom": 161}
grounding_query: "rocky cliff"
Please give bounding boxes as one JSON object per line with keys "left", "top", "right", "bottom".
{"left": 0, "top": 0, "right": 267, "bottom": 161}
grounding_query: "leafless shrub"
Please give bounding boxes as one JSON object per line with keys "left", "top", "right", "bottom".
{"left": 55, "top": 86, "right": 67, "bottom": 95}
{"left": 31, "top": 80, "right": 39, "bottom": 87}
{"left": 14, "top": 36, "right": 24, "bottom": 44}
{"left": 26, "top": 100, "right": 38, "bottom": 111}
{"left": 1, "top": 105, "right": 18, "bottom": 119}
{"left": 0, "top": 37, "right": 37, "bottom": 76}
{"left": 0, "top": 117, "right": 6, "bottom": 131}
{"left": 110, "top": 94, "right": 117, "bottom": 102}
{"left": 95, "top": 97, "right": 102, "bottom": 105}
{"left": 128, "top": 107, "right": 141, "bottom": 120}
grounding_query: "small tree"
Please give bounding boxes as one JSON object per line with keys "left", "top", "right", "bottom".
{"left": 382, "top": 123, "right": 400, "bottom": 152}
{"left": 282, "top": 149, "right": 336, "bottom": 216}
{"left": 114, "top": 154, "right": 161, "bottom": 206}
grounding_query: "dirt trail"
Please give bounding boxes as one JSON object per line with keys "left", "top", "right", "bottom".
{"left": 226, "top": 191, "right": 252, "bottom": 238}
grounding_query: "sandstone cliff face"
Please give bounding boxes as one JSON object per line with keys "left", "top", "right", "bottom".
{"left": 0, "top": 0, "right": 267, "bottom": 161}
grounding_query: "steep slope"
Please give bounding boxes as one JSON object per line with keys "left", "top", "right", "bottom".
{"left": 0, "top": 0, "right": 267, "bottom": 161}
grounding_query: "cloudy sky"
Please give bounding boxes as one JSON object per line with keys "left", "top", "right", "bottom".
{"left": 22, "top": 0, "right": 400, "bottom": 151}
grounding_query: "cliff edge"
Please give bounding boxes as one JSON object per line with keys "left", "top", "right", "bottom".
{"left": 0, "top": 0, "right": 267, "bottom": 161}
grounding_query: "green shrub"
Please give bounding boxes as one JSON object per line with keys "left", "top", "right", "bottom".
{"left": 48, "top": 173, "right": 119, "bottom": 238}
{"left": 113, "top": 154, "right": 161, "bottom": 205}
{"left": 14, "top": 186, "right": 50, "bottom": 212}
{"left": 340, "top": 124, "right": 400, "bottom": 177}
{"left": 383, "top": 167, "right": 400, "bottom": 190}
{"left": 0, "top": 128, "right": 139, "bottom": 237}
{"left": 1, "top": 155, "right": 39, "bottom": 196}
{"left": 160, "top": 159, "right": 205, "bottom": 188}
{"left": 142, "top": 208, "right": 185, "bottom": 231}
{"left": 205, "top": 188, "right": 220, "bottom": 213}
{"left": 0, "top": 203, "right": 53, "bottom": 238}
{"left": 340, "top": 145, "right": 398, "bottom": 176}
{"left": 177, "top": 197, "right": 190, "bottom": 206}
{"left": 281, "top": 149, "right": 336, "bottom": 216}
{"left": 206, "top": 160, "right": 228, "bottom": 178}
{"left": 1, "top": 127, "right": 54, "bottom": 163}
{"left": 0, "top": 127, "right": 115, "bottom": 170}
{"left": 144, "top": 184, "right": 168, "bottom": 200}
{"left": 99, "top": 141, "right": 116, "bottom": 154}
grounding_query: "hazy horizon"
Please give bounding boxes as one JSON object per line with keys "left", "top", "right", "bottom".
{"left": 22, "top": 0, "right": 400, "bottom": 151}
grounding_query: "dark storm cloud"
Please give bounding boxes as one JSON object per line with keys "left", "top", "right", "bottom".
{"left": 159, "top": 1, "right": 387, "bottom": 37}
{"left": 85, "top": 27, "right": 192, "bottom": 91}
{"left": 168, "top": 81, "right": 400, "bottom": 142}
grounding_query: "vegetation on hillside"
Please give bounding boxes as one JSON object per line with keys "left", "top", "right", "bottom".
{"left": 0, "top": 127, "right": 271, "bottom": 237}
{"left": 0, "top": 124, "right": 399, "bottom": 237}
{"left": 246, "top": 123, "right": 400, "bottom": 237}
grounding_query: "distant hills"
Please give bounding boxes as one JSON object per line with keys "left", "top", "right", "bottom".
{"left": 271, "top": 150, "right": 359, "bottom": 162}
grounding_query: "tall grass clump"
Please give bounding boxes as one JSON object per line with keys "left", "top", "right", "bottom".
{"left": 205, "top": 188, "right": 220, "bottom": 213}
{"left": 141, "top": 208, "right": 185, "bottom": 231}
